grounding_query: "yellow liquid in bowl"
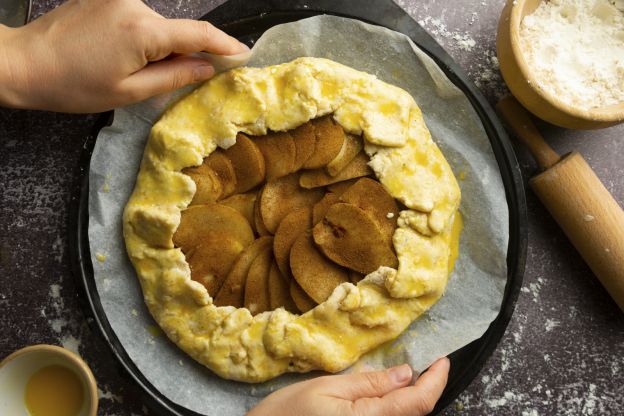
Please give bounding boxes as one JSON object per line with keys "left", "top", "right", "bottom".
{"left": 24, "top": 365, "right": 84, "bottom": 416}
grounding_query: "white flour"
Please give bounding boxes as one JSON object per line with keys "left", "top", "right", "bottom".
{"left": 519, "top": 0, "right": 624, "bottom": 109}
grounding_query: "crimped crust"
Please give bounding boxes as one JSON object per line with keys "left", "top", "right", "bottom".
{"left": 123, "top": 57, "right": 460, "bottom": 382}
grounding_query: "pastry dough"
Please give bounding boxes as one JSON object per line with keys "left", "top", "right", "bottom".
{"left": 123, "top": 57, "right": 461, "bottom": 382}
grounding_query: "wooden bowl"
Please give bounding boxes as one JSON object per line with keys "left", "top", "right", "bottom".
{"left": 0, "top": 345, "right": 98, "bottom": 416}
{"left": 497, "top": 0, "right": 624, "bottom": 129}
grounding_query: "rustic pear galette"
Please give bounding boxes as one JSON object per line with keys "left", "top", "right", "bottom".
{"left": 123, "top": 57, "right": 461, "bottom": 382}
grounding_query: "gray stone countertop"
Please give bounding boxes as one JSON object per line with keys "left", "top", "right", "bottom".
{"left": 1, "top": 0, "right": 622, "bottom": 415}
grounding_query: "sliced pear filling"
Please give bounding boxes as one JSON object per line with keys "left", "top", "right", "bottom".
{"left": 174, "top": 117, "right": 401, "bottom": 315}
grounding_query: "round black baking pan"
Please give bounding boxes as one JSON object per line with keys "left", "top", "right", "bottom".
{"left": 69, "top": 0, "right": 528, "bottom": 414}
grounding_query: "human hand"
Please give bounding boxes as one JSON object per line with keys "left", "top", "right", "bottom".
{"left": 0, "top": 0, "right": 248, "bottom": 112}
{"left": 248, "top": 358, "right": 450, "bottom": 416}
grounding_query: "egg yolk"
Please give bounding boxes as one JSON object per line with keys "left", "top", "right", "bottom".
{"left": 24, "top": 365, "right": 84, "bottom": 416}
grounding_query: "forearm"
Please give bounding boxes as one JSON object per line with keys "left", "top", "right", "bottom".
{"left": 0, "top": 24, "right": 27, "bottom": 108}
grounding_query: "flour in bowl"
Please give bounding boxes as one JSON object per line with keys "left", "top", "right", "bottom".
{"left": 519, "top": 0, "right": 624, "bottom": 110}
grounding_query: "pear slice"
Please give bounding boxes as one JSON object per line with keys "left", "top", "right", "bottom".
{"left": 187, "top": 233, "right": 246, "bottom": 295}
{"left": 224, "top": 133, "right": 266, "bottom": 193}
{"left": 312, "top": 192, "right": 340, "bottom": 225}
{"left": 273, "top": 207, "right": 312, "bottom": 277}
{"left": 290, "top": 233, "right": 349, "bottom": 304}
{"left": 214, "top": 236, "right": 273, "bottom": 308}
{"left": 244, "top": 244, "right": 273, "bottom": 315}
{"left": 253, "top": 131, "right": 297, "bottom": 181}
{"left": 260, "top": 173, "right": 324, "bottom": 233}
{"left": 290, "top": 280, "right": 317, "bottom": 313}
{"left": 254, "top": 188, "right": 272, "bottom": 236}
{"left": 205, "top": 150, "right": 237, "bottom": 199}
{"left": 326, "top": 133, "right": 363, "bottom": 176}
{"left": 173, "top": 204, "right": 254, "bottom": 253}
{"left": 268, "top": 261, "right": 298, "bottom": 312}
{"left": 339, "top": 178, "right": 399, "bottom": 246}
{"left": 327, "top": 178, "right": 359, "bottom": 196}
{"left": 299, "top": 152, "right": 372, "bottom": 189}
{"left": 302, "top": 116, "right": 345, "bottom": 169}
{"left": 183, "top": 164, "right": 223, "bottom": 205}
{"left": 290, "top": 122, "right": 316, "bottom": 171}
{"left": 220, "top": 192, "right": 257, "bottom": 232}
{"left": 313, "top": 203, "right": 398, "bottom": 274}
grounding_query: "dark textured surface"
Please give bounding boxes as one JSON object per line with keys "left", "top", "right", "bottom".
{"left": 1, "top": 1, "right": 623, "bottom": 415}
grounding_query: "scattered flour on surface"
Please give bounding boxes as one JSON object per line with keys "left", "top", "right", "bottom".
{"left": 417, "top": 15, "right": 478, "bottom": 51}
{"left": 500, "top": 348, "right": 510, "bottom": 371}
{"left": 49, "top": 284, "right": 61, "bottom": 299}
{"left": 486, "top": 391, "right": 526, "bottom": 408}
{"left": 50, "top": 318, "right": 68, "bottom": 333}
{"left": 47, "top": 283, "right": 69, "bottom": 333}
{"left": 472, "top": 51, "right": 507, "bottom": 99}
{"left": 545, "top": 318, "right": 561, "bottom": 332}
{"left": 61, "top": 334, "right": 81, "bottom": 355}
{"left": 47, "top": 283, "right": 87, "bottom": 359}
{"left": 453, "top": 33, "right": 477, "bottom": 51}
{"left": 51, "top": 235, "right": 64, "bottom": 263}
{"left": 470, "top": 11, "right": 478, "bottom": 24}
{"left": 98, "top": 387, "right": 123, "bottom": 403}
{"left": 521, "top": 278, "right": 543, "bottom": 302}
{"left": 519, "top": 0, "right": 624, "bottom": 109}
{"left": 486, "top": 396, "right": 509, "bottom": 407}
{"left": 582, "top": 383, "right": 599, "bottom": 415}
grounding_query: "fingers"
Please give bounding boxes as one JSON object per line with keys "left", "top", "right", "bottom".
{"left": 119, "top": 56, "right": 215, "bottom": 102}
{"left": 412, "top": 357, "right": 450, "bottom": 400}
{"left": 313, "top": 364, "right": 413, "bottom": 400}
{"left": 162, "top": 19, "right": 249, "bottom": 56}
{"left": 365, "top": 357, "right": 450, "bottom": 416}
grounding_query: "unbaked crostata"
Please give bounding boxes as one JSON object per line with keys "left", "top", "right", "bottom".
{"left": 123, "top": 57, "right": 461, "bottom": 383}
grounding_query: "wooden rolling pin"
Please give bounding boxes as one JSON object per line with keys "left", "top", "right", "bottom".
{"left": 497, "top": 96, "right": 624, "bottom": 312}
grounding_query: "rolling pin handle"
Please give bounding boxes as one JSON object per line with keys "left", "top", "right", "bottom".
{"left": 496, "top": 96, "right": 561, "bottom": 170}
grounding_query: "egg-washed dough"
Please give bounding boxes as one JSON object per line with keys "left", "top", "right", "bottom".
{"left": 123, "top": 57, "right": 461, "bottom": 382}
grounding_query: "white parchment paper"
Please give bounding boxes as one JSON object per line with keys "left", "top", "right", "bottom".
{"left": 88, "top": 15, "right": 509, "bottom": 415}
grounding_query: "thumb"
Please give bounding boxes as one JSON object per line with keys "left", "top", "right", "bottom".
{"left": 314, "top": 364, "right": 413, "bottom": 400}
{"left": 364, "top": 357, "right": 451, "bottom": 416}
{"left": 119, "top": 56, "right": 215, "bottom": 102}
